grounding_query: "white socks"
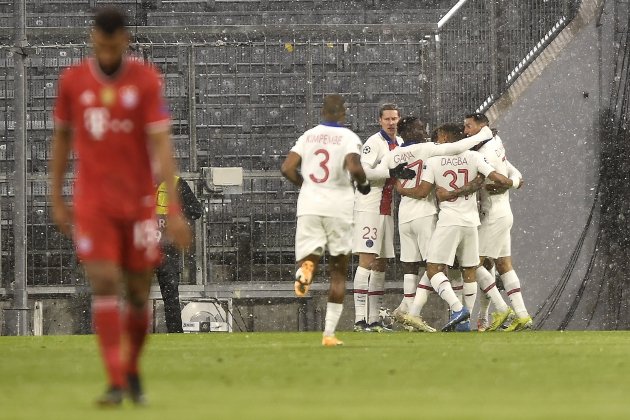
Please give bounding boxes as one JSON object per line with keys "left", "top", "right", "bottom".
{"left": 367, "top": 271, "right": 386, "bottom": 324}
{"left": 409, "top": 272, "right": 431, "bottom": 316}
{"left": 430, "top": 272, "right": 463, "bottom": 312}
{"left": 463, "top": 282, "right": 478, "bottom": 312}
{"left": 353, "top": 266, "right": 370, "bottom": 323}
{"left": 478, "top": 288, "right": 491, "bottom": 320}
{"left": 448, "top": 269, "right": 464, "bottom": 304}
{"left": 476, "top": 266, "right": 509, "bottom": 312}
{"left": 398, "top": 273, "right": 418, "bottom": 313}
{"left": 501, "top": 270, "right": 529, "bottom": 318}
{"left": 324, "top": 302, "right": 343, "bottom": 337}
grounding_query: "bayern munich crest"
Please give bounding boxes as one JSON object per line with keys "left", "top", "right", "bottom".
{"left": 120, "top": 86, "right": 139, "bottom": 109}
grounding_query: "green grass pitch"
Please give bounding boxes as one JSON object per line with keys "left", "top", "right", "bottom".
{"left": 1, "top": 331, "right": 629, "bottom": 419}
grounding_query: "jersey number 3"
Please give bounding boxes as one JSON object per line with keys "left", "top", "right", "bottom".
{"left": 309, "top": 149, "right": 330, "bottom": 183}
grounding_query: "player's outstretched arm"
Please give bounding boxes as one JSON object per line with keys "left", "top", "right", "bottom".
{"left": 50, "top": 125, "right": 73, "bottom": 237}
{"left": 150, "top": 129, "right": 192, "bottom": 250}
{"left": 281, "top": 151, "right": 303, "bottom": 187}
{"left": 426, "top": 126, "right": 494, "bottom": 158}
{"left": 364, "top": 158, "right": 390, "bottom": 181}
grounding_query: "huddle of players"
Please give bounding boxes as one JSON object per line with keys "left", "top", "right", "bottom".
{"left": 283, "top": 97, "right": 532, "bottom": 346}
{"left": 352, "top": 107, "right": 533, "bottom": 333}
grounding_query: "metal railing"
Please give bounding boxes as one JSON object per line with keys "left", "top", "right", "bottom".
{"left": 0, "top": 1, "right": 586, "bottom": 294}
{"left": 435, "top": 0, "right": 581, "bottom": 124}
{"left": 0, "top": 31, "right": 432, "bottom": 291}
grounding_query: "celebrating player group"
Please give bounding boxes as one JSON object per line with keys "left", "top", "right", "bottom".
{"left": 282, "top": 99, "right": 533, "bottom": 346}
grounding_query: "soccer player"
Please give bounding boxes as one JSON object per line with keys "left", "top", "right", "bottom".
{"left": 383, "top": 117, "right": 495, "bottom": 332}
{"left": 281, "top": 94, "right": 370, "bottom": 347}
{"left": 401, "top": 123, "right": 512, "bottom": 331}
{"left": 463, "top": 113, "right": 532, "bottom": 331}
{"left": 351, "top": 104, "right": 414, "bottom": 332}
{"left": 50, "top": 8, "right": 191, "bottom": 405}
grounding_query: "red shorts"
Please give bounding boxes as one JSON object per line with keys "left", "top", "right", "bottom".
{"left": 73, "top": 208, "right": 161, "bottom": 272}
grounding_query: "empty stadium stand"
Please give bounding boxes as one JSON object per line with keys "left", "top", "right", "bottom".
{"left": 0, "top": 0, "right": 581, "bottom": 287}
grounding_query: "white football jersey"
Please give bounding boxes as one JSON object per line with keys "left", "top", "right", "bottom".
{"left": 421, "top": 150, "right": 496, "bottom": 227}
{"left": 291, "top": 123, "right": 363, "bottom": 223}
{"left": 385, "top": 128, "right": 496, "bottom": 224}
{"left": 354, "top": 131, "right": 402, "bottom": 215}
{"left": 477, "top": 135, "right": 513, "bottom": 221}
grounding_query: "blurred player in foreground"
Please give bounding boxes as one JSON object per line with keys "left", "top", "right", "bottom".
{"left": 281, "top": 94, "right": 370, "bottom": 346}
{"left": 50, "top": 8, "right": 191, "bottom": 406}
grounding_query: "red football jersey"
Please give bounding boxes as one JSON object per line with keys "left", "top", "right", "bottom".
{"left": 54, "top": 57, "right": 170, "bottom": 219}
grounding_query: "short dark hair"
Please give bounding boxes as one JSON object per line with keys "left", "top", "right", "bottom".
{"left": 430, "top": 128, "right": 439, "bottom": 143}
{"left": 397, "top": 116, "right": 418, "bottom": 135}
{"left": 437, "top": 123, "right": 465, "bottom": 142}
{"left": 379, "top": 103, "right": 400, "bottom": 118}
{"left": 94, "top": 8, "right": 127, "bottom": 35}
{"left": 464, "top": 112, "right": 489, "bottom": 125}
{"left": 321, "top": 94, "right": 346, "bottom": 121}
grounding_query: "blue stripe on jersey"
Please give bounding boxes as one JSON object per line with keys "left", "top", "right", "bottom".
{"left": 379, "top": 129, "right": 398, "bottom": 146}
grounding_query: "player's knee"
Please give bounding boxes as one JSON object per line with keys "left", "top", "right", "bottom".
{"left": 426, "top": 264, "right": 442, "bottom": 279}
{"left": 372, "top": 258, "right": 387, "bottom": 272}
{"left": 402, "top": 262, "right": 420, "bottom": 274}
{"left": 85, "top": 264, "right": 120, "bottom": 295}
{"left": 496, "top": 258, "right": 512, "bottom": 274}
{"left": 358, "top": 253, "right": 375, "bottom": 269}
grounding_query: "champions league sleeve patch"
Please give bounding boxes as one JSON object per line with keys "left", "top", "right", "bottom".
{"left": 363, "top": 146, "right": 371, "bottom": 154}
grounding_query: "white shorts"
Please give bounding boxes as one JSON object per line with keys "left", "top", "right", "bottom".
{"left": 295, "top": 215, "right": 353, "bottom": 262}
{"left": 399, "top": 215, "right": 437, "bottom": 262}
{"left": 352, "top": 211, "right": 395, "bottom": 258}
{"left": 426, "top": 225, "right": 480, "bottom": 268}
{"left": 478, "top": 214, "right": 513, "bottom": 259}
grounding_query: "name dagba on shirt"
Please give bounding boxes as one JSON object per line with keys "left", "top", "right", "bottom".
{"left": 440, "top": 156, "right": 469, "bottom": 166}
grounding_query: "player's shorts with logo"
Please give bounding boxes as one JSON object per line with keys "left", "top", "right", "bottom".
{"left": 295, "top": 215, "right": 353, "bottom": 261}
{"left": 426, "top": 225, "right": 480, "bottom": 267}
{"left": 399, "top": 214, "right": 437, "bottom": 262}
{"left": 73, "top": 206, "right": 161, "bottom": 272}
{"left": 478, "top": 213, "right": 513, "bottom": 259}
{"left": 352, "top": 211, "right": 395, "bottom": 258}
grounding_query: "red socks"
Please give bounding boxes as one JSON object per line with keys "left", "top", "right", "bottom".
{"left": 92, "top": 296, "right": 124, "bottom": 388}
{"left": 92, "top": 297, "right": 151, "bottom": 388}
{"left": 124, "top": 304, "right": 151, "bottom": 376}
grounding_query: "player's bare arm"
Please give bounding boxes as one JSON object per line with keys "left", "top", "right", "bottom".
{"left": 396, "top": 179, "right": 433, "bottom": 200}
{"left": 281, "top": 151, "right": 303, "bottom": 187}
{"left": 487, "top": 171, "right": 513, "bottom": 189}
{"left": 345, "top": 153, "right": 370, "bottom": 195}
{"left": 436, "top": 174, "right": 485, "bottom": 202}
{"left": 486, "top": 158, "right": 524, "bottom": 195}
{"left": 150, "top": 129, "right": 192, "bottom": 250}
{"left": 50, "top": 124, "right": 73, "bottom": 237}
{"left": 506, "top": 159, "right": 524, "bottom": 189}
